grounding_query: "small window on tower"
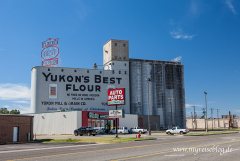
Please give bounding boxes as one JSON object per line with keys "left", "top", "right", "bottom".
{"left": 74, "top": 70, "right": 77, "bottom": 72}
{"left": 48, "top": 68, "right": 50, "bottom": 71}
{"left": 100, "top": 71, "right": 102, "bottom": 74}
{"left": 123, "top": 44, "right": 126, "bottom": 47}
{"left": 113, "top": 70, "right": 114, "bottom": 74}
{"left": 119, "top": 57, "right": 121, "bottom": 59}
{"left": 115, "top": 56, "right": 117, "bottom": 59}
{"left": 119, "top": 71, "right": 121, "bottom": 74}
{"left": 112, "top": 63, "right": 114, "bottom": 65}
{"left": 87, "top": 70, "right": 89, "bottom": 73}
{"left": 115, "top": 43, "right": 117, "bottom": 46}
{"left": 125, "top": 71, "right": 127, "bottom": 74}
{"left": 61, "top": 69, "right": 64, "bottom": 72}
{"left": 124, "top": 57, "right": 126, "bottom": 60}
{"left": 125, "top": 63, "right": 126, "bottom": 66}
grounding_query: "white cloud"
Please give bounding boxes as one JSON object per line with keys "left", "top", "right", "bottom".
{"left": 9, "top": 104, "right": 31, "bottom": 114}
{"left": 186, "top": 104, "right": 204, "bottom": 108}
{"left": 2, "top": 105, "right": 10, "bottom": 108}
{"left": 12, "top": 101, "right": 30, "bottom": 104}
{"left": 225, "top": 0, "right": 237, "bottom": 15}
{"left": 189, "top": 0, "right": 198, "bottom": 15}
{"left": 0, "top": 83, "right": 31, "bottom": 100}
{"left": 170, "top": 30, "right": 196, "bottom": 40}
{"left": 208, "top": 101, "right": 216, "bottom": 104}
{"left": 76, "top": 2, "right": 90, "bottom": 21}
{"left": 235, "top": 110, "right": 240, "bottom": 112}
{"left": 171, "top": 56, "right": 182, "bottom": 62}
{"left": 0, "top": 48, "right": 4, "bottom": 51}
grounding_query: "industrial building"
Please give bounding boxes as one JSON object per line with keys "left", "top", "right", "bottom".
{"left": 31, "top": 39, "right": 186, "bottom": 133}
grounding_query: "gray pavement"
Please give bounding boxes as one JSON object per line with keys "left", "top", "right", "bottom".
{"left": 34, "top": 131, "right": 213, "bottom": 140}
{"left": 1, "top": 133, "right": 240, "bottom": 161}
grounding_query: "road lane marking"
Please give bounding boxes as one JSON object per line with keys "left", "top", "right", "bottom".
{"left": 111, "top": 139, "right": 240, "bottom": 161}
{"left": 0, "top": 143, "right": 105, "bottom": 154}
{"left": 5, "top": 135, "right": 239, "bottom": 161}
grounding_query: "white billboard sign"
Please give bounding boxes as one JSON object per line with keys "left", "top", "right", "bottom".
{"left": 109, "top": 109, "right": 125, "bottom": 118}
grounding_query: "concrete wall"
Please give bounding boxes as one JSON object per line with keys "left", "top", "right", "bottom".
{"left": 0, "top": 115, "right": 33, "bottom": 142}
{"left": 186, "top": 119, "right": 240, "bottom": 129}
{"left": 103, "top": 39, "right": 129, "bottom": 65}
{"left": 29, "top": 111, "right": 82, "bottom": 135}
{"left": 138, "top": 115, "right": 160, "bottom": 130}
{"left": 31, "top": 66, "right": 130, "bottom": 114}
{"left": 119, "top": 114, "right": 138, "bottom": 129}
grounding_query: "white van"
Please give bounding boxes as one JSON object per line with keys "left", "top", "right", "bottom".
{"left": 109, "top": 126, "right": 128, "bottom": 134}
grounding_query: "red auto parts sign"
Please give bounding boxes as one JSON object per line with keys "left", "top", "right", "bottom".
{"left": 108, "top": 88, "right": 125, "bottom": 105}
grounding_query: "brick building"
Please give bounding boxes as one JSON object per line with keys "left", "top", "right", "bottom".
{"left": 221, "top": 114, "right": 238, "bottom": 119}
{"left": 0, "top": 114, "right": 34, "bottom": 143}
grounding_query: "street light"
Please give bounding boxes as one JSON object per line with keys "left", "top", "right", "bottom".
{"left": 145, "top": 78, "right": 151, "bottom": 135}
{"left": 204, "top": 91, "right": 208, "bottom": 132}
{"left": 192, "top": 106, "right": 197, "bottom": 130}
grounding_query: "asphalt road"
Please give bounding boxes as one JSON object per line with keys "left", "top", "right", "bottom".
{"left": 1, "top": 133, "right": 240, "bottom": 161}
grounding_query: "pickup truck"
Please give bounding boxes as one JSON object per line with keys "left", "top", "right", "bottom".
{"left": 74, "top": 127, "right": 97, "bottom": 136}
{"left": 131, "top": 127, "right": 147, "bottom": 134}
{"left": 166, "top": 126, "right": 189, "bottom": 135}
{"left": 109, "top": 127, "right": 128, "bottom": 134}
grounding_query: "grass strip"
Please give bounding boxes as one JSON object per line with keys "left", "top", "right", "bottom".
{"left": 184, "top": 131, "right": 238, "bottom": 136}
{"left": 36, "top": 137, "right": 155, "bottom": 144}
{"left": 189, "top": 128, "right": 240, "bottom": 132}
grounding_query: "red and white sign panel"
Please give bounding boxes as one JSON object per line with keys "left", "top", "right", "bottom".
{"left": 41, "top": 38, "right": 59, "bottom": 67}
{"left": 108, "top": 88, "right": 125, "bottom": 106}
{"left": 42, "top": 58, "right": 58, "bottom": 67}
{"left": 41, "top": 46, "right": 59, "bottom": 60}
{"left": 109, "top": 110, "right": 124, "bottom": 118}
{"left": 42, "top": 38, "right": 59, "bottom": 48}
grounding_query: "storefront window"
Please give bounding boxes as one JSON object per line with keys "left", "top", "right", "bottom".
{"left": 97, "top": 120, "right": 100, "bottom": 127}
{"left": 88, "top": 119, "right": 91, "bottom": 127}
{"left": 87, "top": 118, "right": 116, "bottom": 134}
{"left": 110, "top": 120, "right": 114, "bottom": 130}
{"left": 92, "top": 120, "right": 96, "bottom": 128}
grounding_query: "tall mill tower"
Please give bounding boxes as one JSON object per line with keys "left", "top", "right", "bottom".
{"left": 103, "top": 39, "right": 129, "bottom": 71}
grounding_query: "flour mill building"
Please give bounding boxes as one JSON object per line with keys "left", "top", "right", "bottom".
{"left": 31, "top": 39, "right": 186, "bottom": 132}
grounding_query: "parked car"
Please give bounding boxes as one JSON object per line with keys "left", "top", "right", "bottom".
{"left": 128, "top": 128, "right": 133, "bottom": 134}
{"left": 74, "top": 127, "right": 97, "bottom": 136}
{"left": 109, "top": 127, "right": 128, "bottom": 134}
{"left": 166, "top": 126, "right": 189, "bottom": 135}
{"left": 131, "top": 127, "right": 147, "bottom": 134}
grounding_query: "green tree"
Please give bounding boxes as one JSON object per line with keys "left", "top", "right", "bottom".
{"left": 10, "top": 109, "right": 20, "bottom": 114}
{"left": 0, "top": 108, "right": 20, "bottom": 114}
{"left": 0, "top": 108, "right": 10, "bottom": 114}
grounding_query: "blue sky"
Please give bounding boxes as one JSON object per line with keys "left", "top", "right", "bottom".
{"left": 0, "top": 0, "right": 239, "bottom": 118}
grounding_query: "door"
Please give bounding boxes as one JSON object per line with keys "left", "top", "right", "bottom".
{"left": 172, "top": 127, "right": 176, "bottom": 134}
{"left": 13, "top": 127, "right": 19, "bottom": 142}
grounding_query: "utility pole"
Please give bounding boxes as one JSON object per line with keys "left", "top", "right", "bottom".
{"left": 204, "top": 91, "right": 208, "bottom": 132}
{"left": 192, "top": 106, "right": 197, "bottom": 130}
{"left": 145, "top": 78, "right": 151, "bottom": 135}
{"left": 211, "top": 108, "right": 214, "bottom": 130}
{"left": 202, "top": 108, "right": 206, "bottom": 130}
{"left": 116, "top": 105, "right": 118, "bottom": 138}
{"left": 215, "top": 109, "right": 220, "bottom": 129}
{"left": 191, "top": 112, "right": 193, "bottom": 129}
